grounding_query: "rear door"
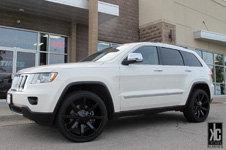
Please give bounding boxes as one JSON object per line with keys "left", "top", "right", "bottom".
{"left": 160, "top": 47, "right": 189, "bottom": 106}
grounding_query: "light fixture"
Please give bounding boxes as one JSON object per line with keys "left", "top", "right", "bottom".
{"left": 39, "top": 43, "right": 44, "bottom": 46}
{"left": 33, "top": 43, "right": 37, "bottom": 46}
{"left": 50, "top": 35, "right": 61, "bottom": 39}
{"left": 19, "top": 8, "right": 24, "bottom": 12}
{"left": 17, "top": 20, "right": 21, "bottom": 24}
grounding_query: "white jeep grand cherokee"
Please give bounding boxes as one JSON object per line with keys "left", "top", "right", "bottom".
{"left": 7, "top": 42, "right": 214, "bottom": 142}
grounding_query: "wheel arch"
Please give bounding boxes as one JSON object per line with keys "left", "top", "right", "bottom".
{"left": 185, "top": 82, "right": 211, "bottom": 106}
{"left": 52, "top": 81, "right": 115, "bottom": 125}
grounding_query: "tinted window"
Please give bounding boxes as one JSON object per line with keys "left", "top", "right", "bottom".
{"left": 161, "top": 48, "right": 184, "bottom": 66}
{"left": 181, "top": 51, "right": 202, "bottom": 67}
{"left": 133, "top": 46, "right": 159, "bottom": 65}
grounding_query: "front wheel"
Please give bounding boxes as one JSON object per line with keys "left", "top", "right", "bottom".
{"left": 183, "top": 89, "right": 210, "bottom": 123}
{"left": 57, "top": 91, "right": 107, "bottom": 142}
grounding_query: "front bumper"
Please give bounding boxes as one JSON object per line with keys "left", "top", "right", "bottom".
{"left": 9, "top": 104, "right": 54, "bottom": 126}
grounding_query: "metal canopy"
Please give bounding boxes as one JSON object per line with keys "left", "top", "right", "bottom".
{"left": 194, "top": 30, "right": 226, "bottom": 46}
{"left": 0, "top": 0, "right": 119, "bottom": 25}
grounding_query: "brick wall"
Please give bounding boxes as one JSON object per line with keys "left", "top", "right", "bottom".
{"left": 139, "top": 22, "right": 176, "bottom": 45}
{"left": 76, "top": 24, "right": 88, "bottom": 61}
{"left": 99, "top": 0, "right": 139, "bottom": 44}
{"left": 0, "top": 9, "right": 70, "bottom": 35}
{"left": 76, "top": 0, "right": 140, "bottom": 61}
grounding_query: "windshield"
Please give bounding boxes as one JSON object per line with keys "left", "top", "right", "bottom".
{"left": 81, "top": 44, "right": 128, "bottom": 62}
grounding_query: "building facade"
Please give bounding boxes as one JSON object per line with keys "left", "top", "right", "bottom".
{"left": 0, "top": 0, "right": 139, "bottom": 99}
{"left": 0, "top": 0, "right": 226, "bottom": 99}
{"left": 139, "top": 0, "right": 226, "bottom": 96}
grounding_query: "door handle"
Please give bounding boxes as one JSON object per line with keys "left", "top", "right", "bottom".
{"left": 185, "top": 69, "right": 192, "bottom": 72}
{"left": 154, "top": 69, "right": 163, "bottom": 72}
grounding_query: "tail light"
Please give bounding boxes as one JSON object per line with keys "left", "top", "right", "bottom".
{"left": 210, "top": 70, "right": 213, "bottom": 79}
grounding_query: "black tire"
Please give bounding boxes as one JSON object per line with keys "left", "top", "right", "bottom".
{"left": 57, "top": 91, "right": 107, "bottom": 142}
{"left": 183, "top": 89, "right": 210, "bottom": 123}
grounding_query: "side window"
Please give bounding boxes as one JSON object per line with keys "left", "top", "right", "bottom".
{"left": 161, "top": 47, "right": 184, "bottom": 66}
{"left": 181, "top": 51, "right": 202, "bottom": 67}
{"left": 133, "top": 46, "right": 159, "bottom": 65}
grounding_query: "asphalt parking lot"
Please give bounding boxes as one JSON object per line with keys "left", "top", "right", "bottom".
{"left": 0, "top": 97, "right": 225, "bottom": 150}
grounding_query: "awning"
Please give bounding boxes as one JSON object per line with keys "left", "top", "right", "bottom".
{"left": 194, "top": 30, "right": 226, "bottom": 46}
{"left": 0, "top": 0, "right": 119, "bottom": 24}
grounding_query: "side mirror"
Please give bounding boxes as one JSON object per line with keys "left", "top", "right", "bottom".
{"left": 122, "top": 53, "right": 143, "bottom": 65}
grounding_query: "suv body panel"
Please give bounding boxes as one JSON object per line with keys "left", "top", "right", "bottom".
{"left": 7, "top": 42, "right": 214, "bottom": 126}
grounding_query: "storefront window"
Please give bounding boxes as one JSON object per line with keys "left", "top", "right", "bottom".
{"left": 0, "top": 50, "right": 13, "bottom": 73}
{"left": 0, "top": 74, "right": 12, "bottom": 99}
{"left": 198, "top": 49, "right": 226, "bottom": 95}
{"left": 0, "top": 50, "right": 13, "bottom": 99}
{"left": 98, "top": 41, "right": 119, "bottom": 51}
{"left": 215, "top": 84, "right": 225, "bottom": 95}
{"left": 214, "top": 54, "right": 224, "bottom": 65}
{"left": 195, "top": 49, "right": 202, "bottom": 57}
{"left": 16, "top": 52, "right": 35, "bottom": 72}
{"left": 0, "top": 27, "right": 37, "bottom": 50}
{"left": 39, "top": 33, "right": 48, "bottom": 52}
{"left": 39, "top": 33, "right": 68, "bottom": 65}
{"left": 50, "top": 35, "right": 67, "bottom": 54}
{"left": 203, "top": 51, "right": 213, "bottom": 65}
{"left": 49, "top": 54, "right": 67, "bottom": 64}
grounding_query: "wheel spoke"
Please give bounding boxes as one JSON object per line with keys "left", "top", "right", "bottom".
{"left": 200, "top": 110, "right": 204, "bottom": 116}
{"left": 201, "top": 106, "right": 208, "bottom": 111}
{"left": 88, "top": 115, "right": 103, "bottom": 120}
{"left": 87, "top": 103, "right": 98, "bottom": 113}
{"left": 70, "top": 102, "right": 80, "bottom": 113}
{"left": 200, "top": 94, "right": 205, "bottom": 101}
{"left": 87, "top": 121, "right": 97, "bottom": 132}
{"left": 197, "top": 110, "right": 200, "bottom": 118}
{"left": 63, "top": 114, "right": 80, "bottom": 119}
{"left": 71, "top": 121, "right": 79, "bottom": 130}
{"left": 80, "top": 124, "right": 85, "bottom": 136}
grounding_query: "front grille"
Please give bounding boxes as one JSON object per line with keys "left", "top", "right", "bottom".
{"left": 11, "top": 74, "right": 28, "bottom": 91}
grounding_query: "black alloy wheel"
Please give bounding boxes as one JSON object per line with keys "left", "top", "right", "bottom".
{"left": 183, "top": 89, "right": 210, "bottom": 122}
{"left": 57, "top": 91, "right": 107, "bottom": 142}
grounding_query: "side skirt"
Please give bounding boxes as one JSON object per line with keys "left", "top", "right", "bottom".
{"left": 113, "top": 105, "right": 185, "bottom": 119}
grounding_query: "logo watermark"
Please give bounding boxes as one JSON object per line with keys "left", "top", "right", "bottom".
{"left": 208, "top": 122, "right": 223, "bottom": 148}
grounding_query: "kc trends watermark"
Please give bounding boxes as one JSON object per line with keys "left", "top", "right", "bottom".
{"left": 208, "top": 122, "right": 223, "bottom": 148}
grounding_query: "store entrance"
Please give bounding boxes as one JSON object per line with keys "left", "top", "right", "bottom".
{"left": 0, "top": 49, "right": 35, "bottom": 99}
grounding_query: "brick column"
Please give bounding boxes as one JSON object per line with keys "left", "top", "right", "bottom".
{"left": 69, "top": 22, "right": 77, "bottom": 62}
{"left": 88, "top": 0, "right": 98, "bottom": 55}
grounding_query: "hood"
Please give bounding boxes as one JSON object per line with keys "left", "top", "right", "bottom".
{"left": 18, "top": 62, "right": 104, "bottom": 74}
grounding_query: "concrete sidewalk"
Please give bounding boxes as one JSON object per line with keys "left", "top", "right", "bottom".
{"left": 0, "top": 102, "right": 33, "bottom": 126}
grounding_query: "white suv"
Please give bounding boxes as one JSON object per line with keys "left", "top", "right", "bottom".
{"left": 7, "top": 42, "right": 214, "bottom": 142}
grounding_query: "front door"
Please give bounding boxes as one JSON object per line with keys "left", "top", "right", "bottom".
{"left": 120, "top": 46, "right": 165, "bottom": 111}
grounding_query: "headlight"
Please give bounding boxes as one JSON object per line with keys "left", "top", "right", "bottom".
{"left": 30, "top": 73, "right": 58, "bottom": 84}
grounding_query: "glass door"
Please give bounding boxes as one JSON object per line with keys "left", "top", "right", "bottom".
{"left": 0, "top": 50, "right": 13, "bottom": 99}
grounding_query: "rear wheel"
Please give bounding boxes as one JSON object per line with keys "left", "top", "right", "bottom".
{"left": 183, "top": 89, "right": 210, "bottom": 122}
{"left": 57, "top": 91, "right": 107, "bottom": 142}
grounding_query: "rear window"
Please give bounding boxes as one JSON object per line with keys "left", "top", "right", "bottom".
{"left": 161, "top": 48, "right": 184, "bottom": 66}
{"left": 181, "top": 51, "right": 202, "bottom": 67}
